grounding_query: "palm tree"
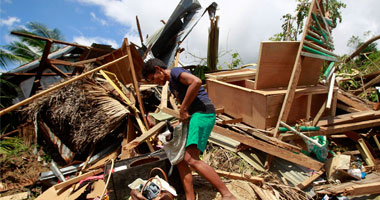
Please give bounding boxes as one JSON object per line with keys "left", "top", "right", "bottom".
{"left": 0, "top": 22, "right": 65, "bottom": 70}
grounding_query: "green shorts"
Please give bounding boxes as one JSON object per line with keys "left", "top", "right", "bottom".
{"left": 186, "top": 112, "right": 216, "bottom": 153}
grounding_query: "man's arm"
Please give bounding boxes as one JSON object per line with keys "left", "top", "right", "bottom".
{"left": 178, "top": 72, "right": 202, "bottom": 121}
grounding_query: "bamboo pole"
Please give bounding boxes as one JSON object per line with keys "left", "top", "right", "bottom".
{"left": 0, "top": 55, "right": 129, "bottom": 116}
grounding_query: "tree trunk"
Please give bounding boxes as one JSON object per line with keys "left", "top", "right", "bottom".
{"left": 344, "top": 34, "right": 380, "bottom": 63}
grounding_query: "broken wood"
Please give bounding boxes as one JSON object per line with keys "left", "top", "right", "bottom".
{"left": 54, "top": 168, "right": 103, "bottom": 190}
{"left": 213, "top": 125, "right": 324, "bottom": 171}
{"left": 0, "top": 55, "right": 129, "bottom": 117}
{"left": 123, "top": 121, "right": 166, "bottom": 150}
{"left": 357, "top": 138, "right": 375, "bottom": 167}
{"left": 282, "top": 118, "right": 380, "bottom": 140}
{"left": 297, "top": 169, "right": 325, "bottom": 189}
{"left": 215, "top": 170, "right": 264, "bottom": 185}
{"left": 344, "top": 182, "right": 380, "bottom": 196}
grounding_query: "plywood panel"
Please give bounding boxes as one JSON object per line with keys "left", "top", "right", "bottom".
{"left": 254, "top": 41, "right": 323, "bottom": 89}
{"left": 207, "top": 79, "right": 267, "bottom": 128}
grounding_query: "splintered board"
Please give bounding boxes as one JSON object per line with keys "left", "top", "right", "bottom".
{"left": 254, "top": 41, "right": 323, "bottom": 90}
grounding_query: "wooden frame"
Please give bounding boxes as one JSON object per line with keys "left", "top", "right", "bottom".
{"left": 207, "top": 79, "right": 334, "bottom": 129}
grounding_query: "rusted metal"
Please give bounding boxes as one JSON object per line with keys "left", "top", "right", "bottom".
{"left": 38, "top": 121, "right": 75, "bottom": 164}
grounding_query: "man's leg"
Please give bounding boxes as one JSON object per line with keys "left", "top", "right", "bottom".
{"left": 176, "top": 159, "right": 195, "bottom": 200}
{"left": 184, "top": 145, "right": 235, "bottom": 199}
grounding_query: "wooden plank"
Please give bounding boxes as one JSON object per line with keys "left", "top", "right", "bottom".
{"left": 123, "top": 121, "right": 166, "bottom": 150}
{"left": 254, "top": 41, "right": 323, "bottom": 90}
{"left": 215, "top": 107, "right": 224, "bottom": 114}
{"left": 169, "top": 94, "right": 179, "bottom": 112}
{"left": 160, "top": 81, "right": 169, "bottom": 109}
{"left": 297, "top": 169, "right": 325, "bottom": 189}
{"left": 221, "top": 118, "right": 243, "bottom": 125}
{"left": 120, "top": 117, "right": 136, "bottom": 160}
{"left": 0, "top": 192, "right": 29, "bottom": 200}
{"left": 54, "top": 168, "right": 103, "bottom": 190}
{"left": 344, "top": 182, "right": 380, "bottom": 196}
{"left": 243, "top": 129, "right": 302, "bottom": 153}
{"left": 374, "top": 135, "right": 380, "bottom": 150}
{"left": 354, "top": 74, "right": 380, "bottom": 95}
{"left": 337, "top": 103, "right": 360, "bottom": 113}
{"left": 11, "top": 31, "right": 108, "bottom": 51}
{"left": 99, "top": 70, "right": 138, "bottom": 112}
{"left": 161, "top": 107, "right": 180, "bottom": 119}
{"left": 326, "top": 73, "right": 336, "bottom": 109}
{"left": 282, "top": 118, "right": 380, "bottom": 140}
{"left": 237, "top": 151, "right": 266, "bottom": 172}
{"left": 206, "top": 68, "right": 256, "bottom": 82}
{"left": 213, "top": 126, "right": 324, "bottom": 171}
{"left": 125, "top": 39, "right": 150, "bottom": 129}
{"left": 337, "top": 90, "right": 371, "bottom": 111}
{"left": 357, "top": 138, "right": 375, "bottom": 167}
{"left": 0, "top": 55, "right": 129, "bottom": 117}
{"left": 215, "top": 170, "right": 264, "bottom": 185}
{"left": 306, "top": 94, "right": 312, "bottom": 120}
{"left": 250, "top": 184, "right": 269, "bottom": 200}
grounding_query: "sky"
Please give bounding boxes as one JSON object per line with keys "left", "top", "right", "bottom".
{"left": 0, "top": 0, "right": 379, "bottom": 71}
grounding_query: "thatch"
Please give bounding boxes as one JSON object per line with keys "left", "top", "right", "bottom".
{"left": 23, "top": 67, "right": 130, "bottom": 154}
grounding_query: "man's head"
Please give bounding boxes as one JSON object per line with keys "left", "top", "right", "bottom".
{"left": 142, "top": 58, "right": 168, "bottom": 85}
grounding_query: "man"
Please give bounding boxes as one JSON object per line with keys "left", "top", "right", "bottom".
{"left": 142, "top": 58, "right": 236, "bottom": 200}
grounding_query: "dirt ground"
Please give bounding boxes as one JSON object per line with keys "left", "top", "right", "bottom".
{"left": 0, "top": 148, "right": 49, "bottom": 197}
{"left": 193, "top": 176, "right": 258, "bottom": 200}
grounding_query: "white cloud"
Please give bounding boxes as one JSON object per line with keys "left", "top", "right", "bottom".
{"left": 90, "top": 12, "right": 107, "bottom": 26}
{"left": 73, "top": 35, "right": 119, "bottom": 48}
{"left": 0, "top": 16, "right": 20, "bottom": 26}
{"left": 75, "top": 0, "right": 380, "bottom": 65}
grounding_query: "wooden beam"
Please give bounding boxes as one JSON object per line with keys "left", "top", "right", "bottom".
{"left": 312, "top": 100, "right": 327, "bottom": 126}
{"left": 213, "top": 126, "right": 324, "bottom": 171}
{"left": 160, "top": 81, "right": 169, "bottom": 109}
{"left": 297, "top": 169, "right": 325, "bottom": 189}
{"left": 0, "top": 55, "right": 129, "bottom": 116}
{"left": 30, "top": 40, "right": 52, "bottom": 95}
{"left": 125, "top": 39, "right": 150, "bottom": 129}
{"left": 11, "top": 31, "right": 108, "bottom": 51}
{"left": 243, "top": 129, "right": 301, "bottom": 153}
{"left": 136, "top": 15, "right": 144, "bottom": 44}
{"left": 123, "top": 121, "right": 166, "bottom": 150}
{"left": 337, "top": 90, "right": 371, "bottom": 111}
{"left": 54, "top": 168, "right": 103, "bottom": 190}
{"left": 282, "top": 118, "right": 380, "bottom": 140}
{"left": 344, "top": 182, "right": 380, "bottom": 196}
{"left": 337, "top": 103, "right": 360, "bottom": 113}
{"left": 1, "top": 72, "right": 71, "bottom": 76}
{"left": 221, "top": 118, "right": 243, "bottom": 125}
{"left": 353, "top": 74, "right": 380, "bottom": 95}
{"left": 357, "top": 138, "right": 375, "bottom": 167}
{"left": 161, "top": 107, "right": 180, "bottom": 119}
{"left": 49, "top": 64, "right": 69, "bottom": 78}
{"left": 215, "top": 170, "right": 264, "bottom": 185}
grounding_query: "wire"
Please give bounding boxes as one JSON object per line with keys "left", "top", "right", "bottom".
{"left": 99, "top": 159, "right": 115, "bottom": 200}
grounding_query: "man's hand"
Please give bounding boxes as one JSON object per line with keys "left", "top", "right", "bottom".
{"left": 179, "top": 107, "right": 190, "bottom": 123}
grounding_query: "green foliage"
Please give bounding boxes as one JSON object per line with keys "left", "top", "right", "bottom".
{"left": 0, "top": 137, "right": 28, "bottom": 157}
{"left": 0, "top": 78, "right": 22, "bottom": 134}
{"left": 225, "top": 52, "right": 242, "bottom": 69}
{"left": 0, "top": 21, "right": 65, "bottom": 69}
{"left": 269, "top": 0, "right": 346, "bottom": 41}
